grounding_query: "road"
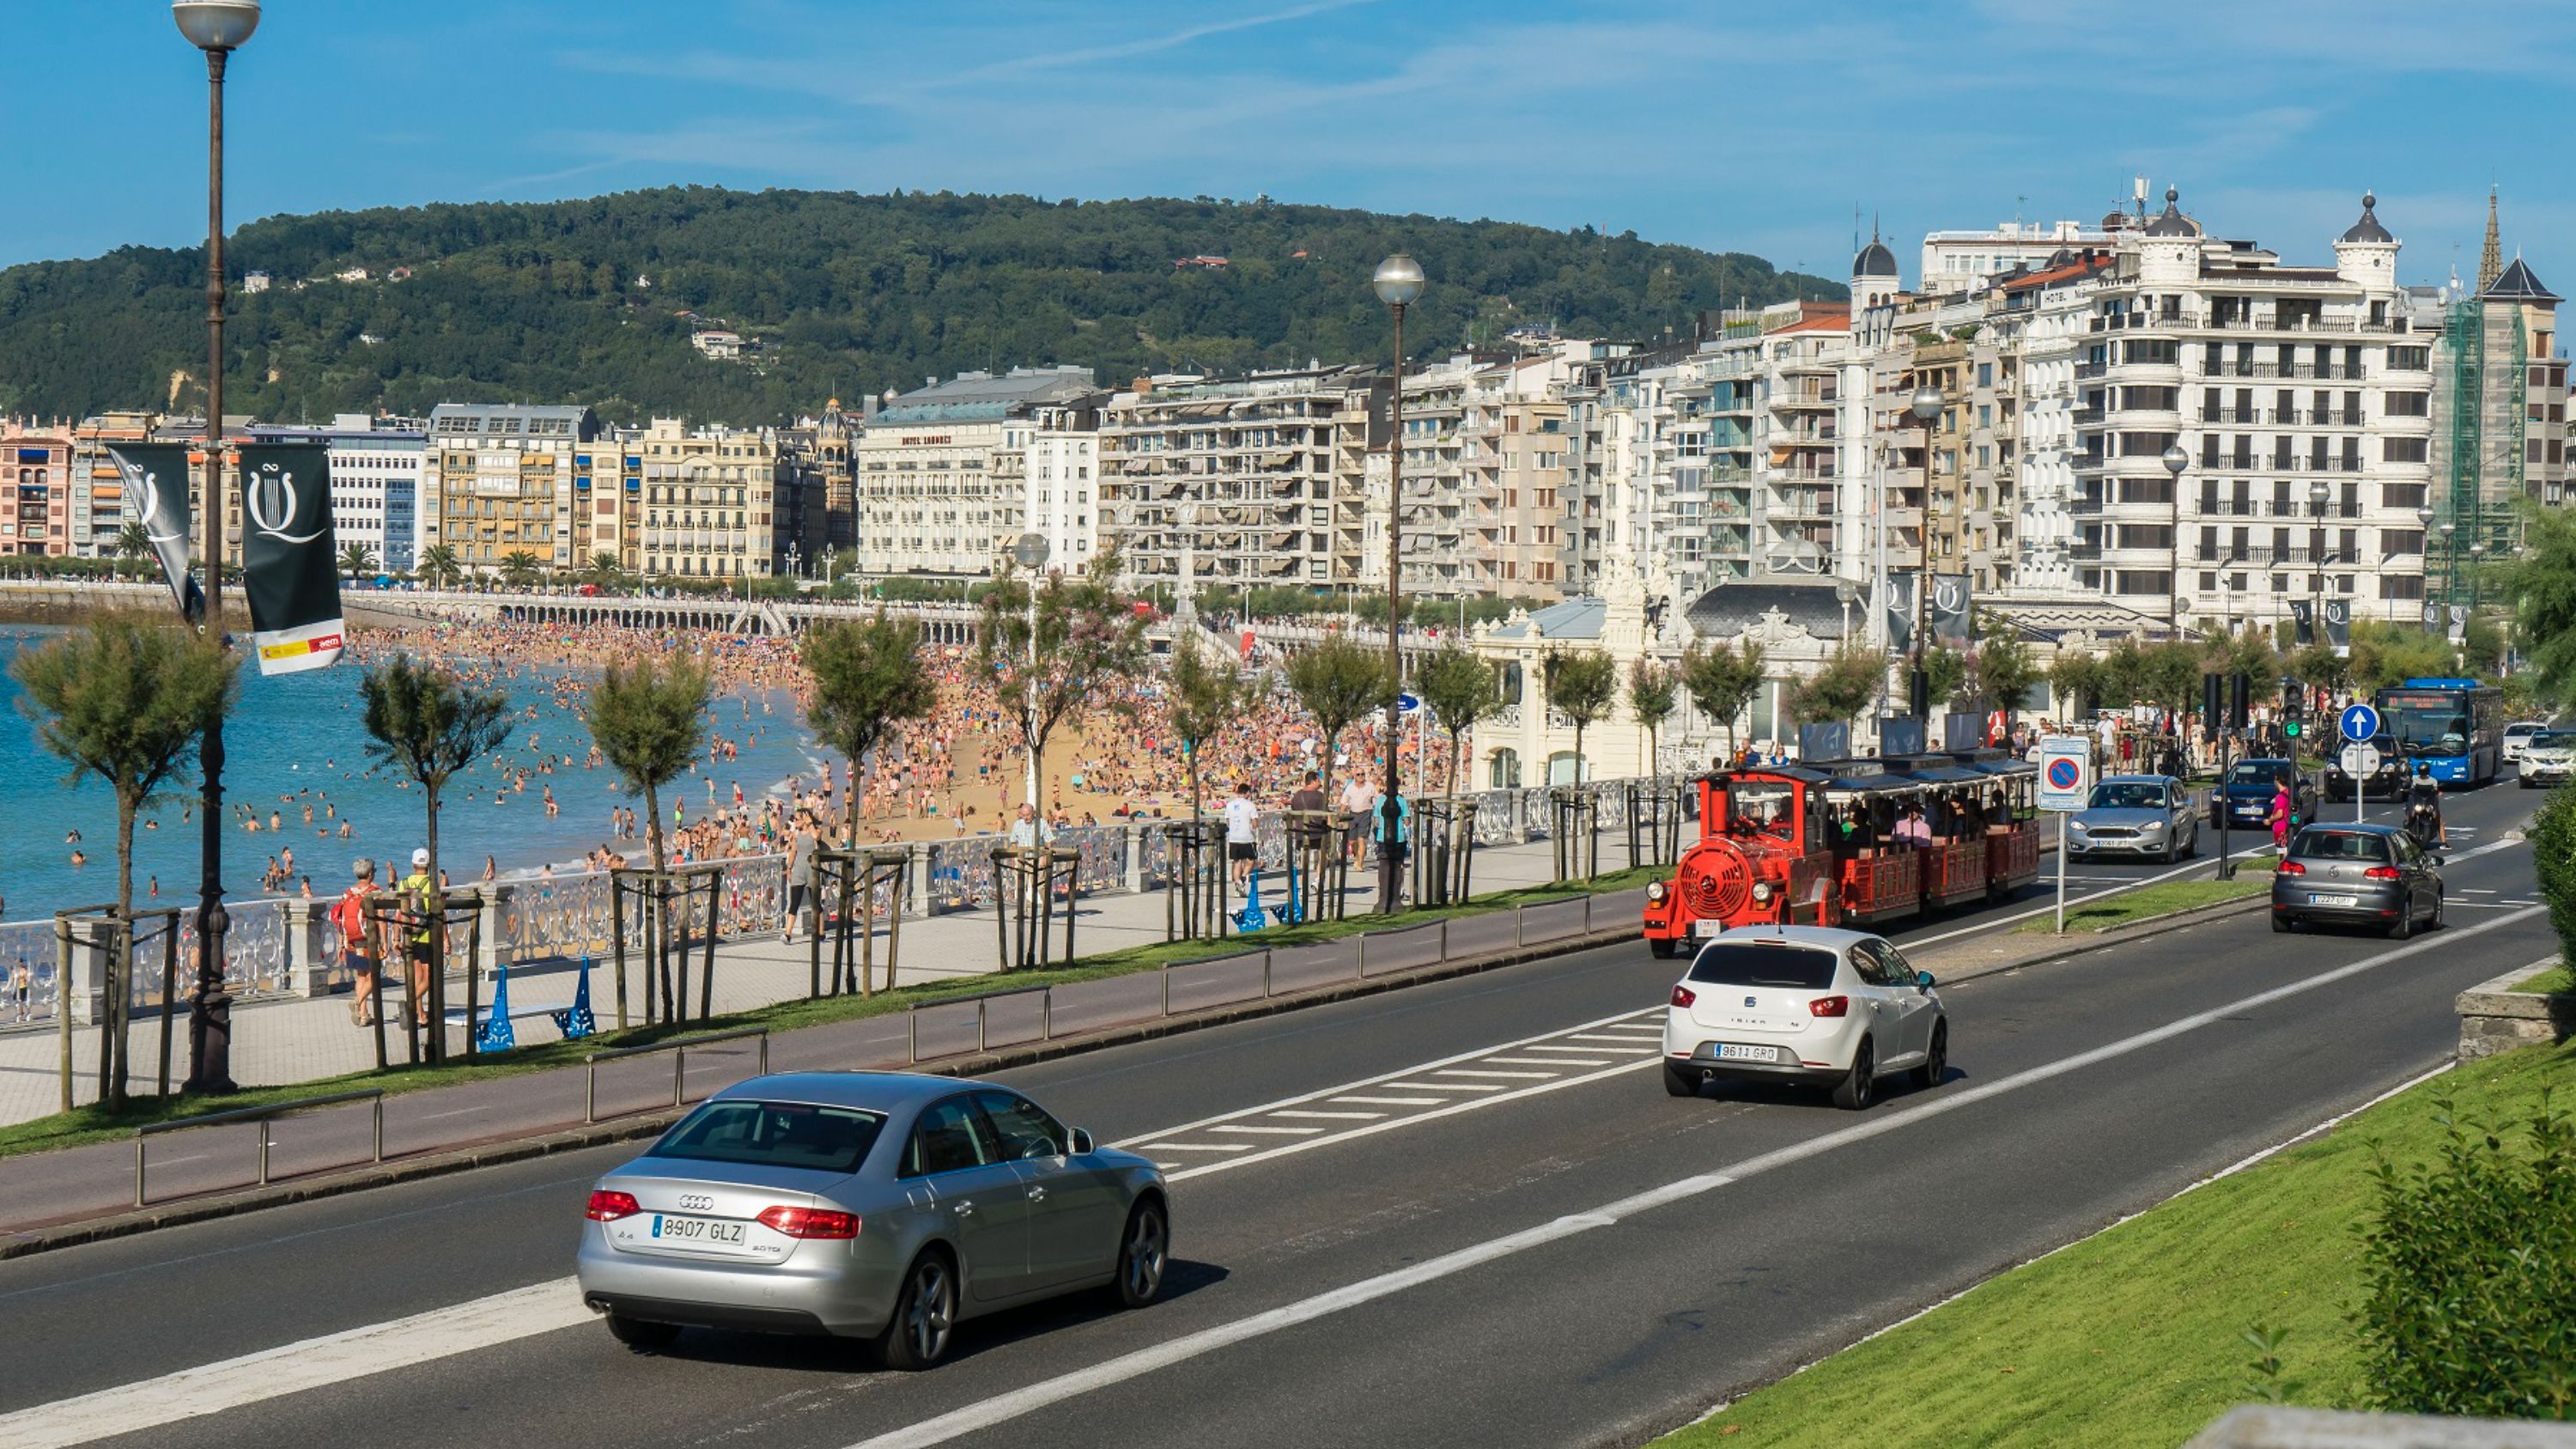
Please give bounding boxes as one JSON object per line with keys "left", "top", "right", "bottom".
{"left": 0, "top": 779, "right": 2547, "bottom": 1449}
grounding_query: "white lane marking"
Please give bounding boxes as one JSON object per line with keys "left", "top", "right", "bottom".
{"left": 1382, "top": 1081, "right": 1505, "bottom": 1093}
{"left": 1271, "top": 1111, "right": 1382, "bottom": 1121}
{"left": 1518, "top": 1044, "right": 1630, "bottom": 1056}
{"left": 1433, "top": 1069, "right": 1557, "bottom": 1081}
{"left": 838, "top": 904, "right": 2549, "bottom": 1449}
{"left": 1483, "top": 1056, "right": 1608, "bottom": 1068}
{"left": 1136, "top": 1142, "right": 1251, "bottom": 1154}
{"left": 1570, "top": 1033, "right": 1652, "bottom": 1044}
{"left": 1206, "top": 1125, "right": 1322, "bottom": 1136}
{"left": 1332, "top": 1096, "right": 1440, "bottom": 1106}
{"left": 416, "top": 1105, "right": 495, "bottom": 1122}
{"left": 0, "top": 1276, "right": 590, "bottom": 1449}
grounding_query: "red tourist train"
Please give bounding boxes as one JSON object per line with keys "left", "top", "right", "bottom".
{"left": 1641, "top": 750, "right": 2041, "bottom": 955}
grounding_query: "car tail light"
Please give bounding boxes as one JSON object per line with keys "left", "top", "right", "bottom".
{"left": 1669, "top": 984, "right": 1697, "bottom": 1008}
{"left": 586, "top": 1190, "right": 641, "bottom": 1221}
{"left": 1808, "top": 995, "right": 1849, "bottom": 1018}
{"left": 2275, "top": 860, "right": 2305, "bottom": 875}
{"left": 756, "top": 1206, "right": 860, "bottom": 1239}
{"left": 2363, "top": 866, "right": 2401, "bottom": 880}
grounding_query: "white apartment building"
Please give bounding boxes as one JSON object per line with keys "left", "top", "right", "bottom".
{"left": 246, "top": 413, "right": 427, "bottom": 571}
{"left": 625, "top": 417, "right": 783, "bottom": 580}
{"left": 854, "top": 368, "right": 1100, "bottom": 579}
{"left": 1018, "top": 399, "right": 1104, "bottom": 574}
{"left": 1100, "top": 364, "right": 1379, "bottom": 597}
{"left": 422, "top": 403, "right": 602, "bottom": 575}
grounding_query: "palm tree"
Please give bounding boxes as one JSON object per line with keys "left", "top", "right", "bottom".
{"left": 416, "top": 544, "right": 461, "bottom": 588}
{"left": 587, "top": 551, "right": 623, "bottom": 589}
{"left": 113, "top": 521, "right": 153, "bottom": 581}
{"left": 498, "top": 551, "right": 541, "bottom": 588}
{"left": 338, "top": 542, "right": 378, "bottom": 581}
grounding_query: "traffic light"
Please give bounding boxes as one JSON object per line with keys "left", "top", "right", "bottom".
{"left": 2228, "top": 673, "right": 2251, "bottom": 730}
{"left": 2284, "top": 718, "right": 2302, "bottom": 739}
{"left": 2202, "top": 673, "right": 2222, "bottom": 728}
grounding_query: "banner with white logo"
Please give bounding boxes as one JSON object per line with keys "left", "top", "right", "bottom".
{"left": 2287, "top": 598, "right": 2315, "bottom": 645}
{"left": 1885, "top": 574, "right": 1916, "bottom": 655}
{"left": 234, "top": 443, "right": 345, "bottom": 675}
{"left": 106, "top": 442, "right": 204, "bottom": 624}
{"left": 2323, "top": 598, "right": 2352, "bottom": 656}
{"left": 1929, "top": 573, "right": 1972, "bottom": 648}
{"left": 2420, "top": 600, "right": 2442, "bottom": 631}
{"left": 2446, "top": 605, "right": 2470, "bottom": 645}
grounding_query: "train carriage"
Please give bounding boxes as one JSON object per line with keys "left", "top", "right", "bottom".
{"left": 1816, "top": 771, "right": 1926, "bottom": 924}
{"left": 1950, "top": 750, "right": 2041, "bottom": 897}
{"left": 1880, "top": 758, "right": 1994, "bottom": 906}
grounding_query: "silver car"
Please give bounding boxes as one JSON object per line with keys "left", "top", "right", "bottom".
{"left": 2065, "top": 775, "right": 2198, "bottom": 863}
{"left": 575, "top": 1071, "right": 1169, "bottom": 1369}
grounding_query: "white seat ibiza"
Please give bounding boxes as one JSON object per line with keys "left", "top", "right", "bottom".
{"left": 1662, "top": 925, "right": 1947, "bottom": 1110}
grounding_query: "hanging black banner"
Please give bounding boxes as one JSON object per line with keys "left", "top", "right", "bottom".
{"left": 1886, "top": 574, "right": 1916, "bottom": 654}
{"left": 2323, "top": 598, "right": 2352, "bottom": 654}
{"left": 1929, "top": 573, "right": 1972, "bottom": 648}
{"left": 234, "top": 442, "right": 345, "bottom": 675}
{"left": 2287, "top": 598, "right": 2315, "bottom": 645}
{"left": 106, "top": 442, "right": 204, "bottom": 624}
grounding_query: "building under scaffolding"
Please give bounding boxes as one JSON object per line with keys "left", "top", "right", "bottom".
{"left": 2432, "top": 255, "right": 2565, "bottom": 604}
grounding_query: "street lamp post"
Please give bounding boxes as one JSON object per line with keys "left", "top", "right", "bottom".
{"left": 2161, "top": 443, "right": 2189, "bottom": 638}
{"left": 1907, "top": 385, "right": 1942, "bottom": 720}
{"left": 174, "top": 0, "right": 259, "bottom": 1095}
{"left": 2415, "top": 505, "right": 2437, "bottom": 624}
{"left": 1010, "top": 532, "right": 1049, "bottom": 811}
{"left": 2308, "top": 480, "right": 2330, "bottom": 651}
{"left": 2439, "top": 521, "right": 2458, "bottom": 611}
{"left": 1371, "top": 254, "right": 1425, "bottom": 913}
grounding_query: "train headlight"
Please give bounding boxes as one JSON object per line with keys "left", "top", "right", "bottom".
{"left": 1751, "top": 881, "right": 1775, "bottom": 904}
{"left": 1646, "top": 880, "right": 1668, "bottom": 903}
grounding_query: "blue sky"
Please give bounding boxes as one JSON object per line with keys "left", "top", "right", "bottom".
{"left": 9, "top": 0, "right": 2575, "bottom": 304}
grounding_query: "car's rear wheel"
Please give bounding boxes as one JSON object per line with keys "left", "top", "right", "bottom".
{"left": 1108, "top": 1198, "right": 1168, "bottom": 1310}
{"left": 1909, "top": 1020, "right": 1947, "bottom": 1090}
{"left": 2433, "top": 889, "right": 2445, "bottom": 929}
{"left": 1832, "top": 1038, "right": 1874, "bottom": 1111}
{"left": 2388, "top": 898, "right": 2414, "bottom": 941}
{"left": 876, "top": 1251, "right": 957, "bottom": 1371}
{"left": 2272, "top": 912, "right": 2293, "bottom": 934}
{"left": 605, "top": 1312, "right": 679, "bottom": 1351}
{"left": 1663, "top": 1062, "right": 1698, "bottom": 1098}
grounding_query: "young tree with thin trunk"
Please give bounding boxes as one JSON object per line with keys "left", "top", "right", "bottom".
{"left": 13, "top": 615, "right": 236, "bottom": 1111}
{"left": 584, "top": 654, "right": 713, "bottom": 1024}
{"left": 1285, "top": 631, "right": 1394, "bottom": 821}
{"left": 359, "top": 654, "right": 513, "bottom": 1064}
{"left": 1969, "top": 614, "right": 2044, "bottom": 736}
{"left": 1680, "top": 638, "right": 1765, "bottom": 762}
{"left": 977, "top": 553, "right": 1150, "bottom": 820}
{"left": 1414, "top": 645, "right": 1497, "bottom": 795}
{"left": 1542, "top": 648, "right": 1619, "bottom": 784}
{"left": 802, "top": 614, "right": 938, "bottom": 849}
{"left": 1789, "top": 646, "right": 1884, "bottom": 734}
{"left": 1626, "top": 659, "right": 1679, "bottom": 778}
{"left": 2048, "top": 645, "right": 2105, "bottom": 722}
{"left": 1165, "top": 633, "right": 1255, "bottom": 824}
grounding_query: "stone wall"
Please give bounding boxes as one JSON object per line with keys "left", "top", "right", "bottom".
{"left": 2455, "top": 961, "right": 2576, "bottom": 1061}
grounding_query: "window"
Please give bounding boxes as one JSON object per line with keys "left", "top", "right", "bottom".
{"left": 974, "top": 1091, "right": 1068, "bottom": 1160}
{"left": 901, "top": 1096, "right": 998, "bottom": 1176}
{"left": 2383, "top": 437, "right": 2428, "bottom": 464}
{"left": 1687, "top": 941, "right": 1838, "bottom": 989}
{"left": 649, "top": 1100, "right": 886, "bottom": 1174}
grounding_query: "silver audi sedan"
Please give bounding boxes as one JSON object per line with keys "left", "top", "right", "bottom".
{"left": 575, "top": 1071, "right": 1169, "bottom": 1369}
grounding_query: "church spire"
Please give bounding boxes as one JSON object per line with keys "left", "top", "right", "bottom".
{"left": 2478, "top": 187, "right": 2504, "bottom": 294}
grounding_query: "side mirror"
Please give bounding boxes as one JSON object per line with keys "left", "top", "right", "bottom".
{"left": 1916, "top": 971, "right": 1936, "bottom": 989}
{"left": 1068, "top": 1128, "right": 1096, "bottom": 1155}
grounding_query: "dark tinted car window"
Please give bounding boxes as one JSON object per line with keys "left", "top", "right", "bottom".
{"left": 2290, "top": 830, "right": 2391, "bottom": 862}
{"left": 652, "top": 1101, "right": 885, "bottom": 1174}
{"left": 975, "top": 1091, "right": 1067, "bottom": 1160}
{"left": 902, "top": 1096, "right": 998, "bottom": 1177}
{"left": 1687, "top": 942, "right": 1838, "bottom": 989}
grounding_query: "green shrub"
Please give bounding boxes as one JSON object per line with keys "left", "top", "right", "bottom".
{"left": 2351, "top": 1091, "right": 2576, "bottom": 1420}
{"left": 2533, "top": 788, "right": 2576, "bottom": 966}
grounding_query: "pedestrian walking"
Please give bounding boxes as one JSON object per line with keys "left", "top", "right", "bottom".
{"left": 399, "top": 847, "right": 435, "bottom": 1028}
{"left": 334, "top": 858, "right": 380, "bottom": 1026}
{"left": 1223, "top": 781, "right": 1261, "bottom": 890}
{"left": 783, "top": 821, "right": 816, "bottom": 945}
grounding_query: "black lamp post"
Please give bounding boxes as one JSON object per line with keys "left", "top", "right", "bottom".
{"left": 1371, "top": 254, "right": 1424, "bottom": 912}
{"left": 174, "top": 0, "right": 259, "bottom": 1095}
{"left": 2161, "top": 442, "right": 2189, "bottom": 638}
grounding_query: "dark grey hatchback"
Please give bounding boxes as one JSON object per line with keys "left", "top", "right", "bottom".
{"left": 2269, "top": 824, "right": 2445, "bottom": 938}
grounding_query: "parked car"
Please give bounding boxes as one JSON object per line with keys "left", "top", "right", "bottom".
{"left": 2269, "top": 823, "right": 2444, "bottom": 938}
{"left": 2503, "top": 720, "right": 2550, "bottom": 763}
{"left": 2209, "top": 758, "right": 2315, "bottom": 832}
{"left": 1662, "top": 926, "right": 1946, "bottom": 1111}
{"left": 2066, "top": 775, "right": 2197, "bottom": 862}
{"left": 575, "top": 1072, "right": 1167, "bottom": 1369}
{"left": 2519, "top": 729, "right": 2576, "bottom": 788}
{"left": 2323, "top": 732, "right": 2411, "bottom": 802}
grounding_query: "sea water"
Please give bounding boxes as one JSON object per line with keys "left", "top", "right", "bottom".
{"left": 0, "top": 630, "right": 822, "bottom": 922}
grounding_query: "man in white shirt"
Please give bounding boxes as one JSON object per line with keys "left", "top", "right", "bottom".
{"left": 1223, "top": 781, "right": 1261, "bottom": 890}
{"left": 1339, "top": 773, "right": 1376, "bottom": 867}
{"left": 1007, "top": 803, "right": 1052, "bottom": 849}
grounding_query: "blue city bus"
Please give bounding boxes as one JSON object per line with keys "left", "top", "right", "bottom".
{"left": 2370, "top": 678, "right": 2503, "bottom": 786}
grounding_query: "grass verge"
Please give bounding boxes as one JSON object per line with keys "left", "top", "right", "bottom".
{"left": 2511, "top": 962, "right": 2573, "bottom": 995}
{"left": 0, "top": 866, "right": 1661, "bottom": 1162}
{"left": 1663, "top": 1039, "right": 2576, "bottom": 1449}
{"left": 2014, "top": 860, "right": 2275, "bottom": 935}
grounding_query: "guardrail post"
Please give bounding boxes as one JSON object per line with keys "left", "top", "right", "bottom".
{"left": 1042, "top": 987, "right": 1053, "bottom": 1042}
{"left": 1583, "top": 895, "right": 1594, "bottom": 934}
{"left": 673, "top": 1043, "right": 687, "bottom": 1107}
{"left": 1438, "top": 919, "right": 1449, "bottom": 961}
{"left": 907, "top": 1006, "right": 918, "bottom": 1063}
{"left": 977, "top": 997, "right": 988, "bottom": 1054}
{"left": 373, "top": 1096, "right": 385, "bottom": 1165}
{"left": 758, "top": 1031, "right": 769, "bottom": 1076}
{"left": 1515, "top": 905, "right": 1526, "bottom": 947}
{"left": 1357, "top": 932, "right": 1368, "bottom": 978}
{"left": 258, "top": 1118, "right": 271, "bottom": 1187}
{"left": 586, "top": 1061, "right": 598, "bottom": 1124}
{"left": 1262, "top": 948, "right": 1273, "bottom": 999}
{"left": 134, "top": 1138, "right": 146, "bottom": 1209}
{"left": 1161, "top": 963, "right": 1170, "bottom": 1017}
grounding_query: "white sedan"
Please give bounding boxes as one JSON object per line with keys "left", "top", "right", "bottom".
{"left": 2505, "top": 721, "right": 2551, "bottom": 764}
{"left": 1662, "top": 925, "right": 1947, "bottom": 1111}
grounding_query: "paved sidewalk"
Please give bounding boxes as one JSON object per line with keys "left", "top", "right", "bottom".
{"left": 0, "top": 831, "right": 1587, "bottom": 1128}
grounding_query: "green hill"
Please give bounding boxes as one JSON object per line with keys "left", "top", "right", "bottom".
{"left": 0, "top": 186, "right": 1842, "bottom": 425}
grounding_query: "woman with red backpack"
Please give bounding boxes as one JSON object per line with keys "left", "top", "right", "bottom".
{"left": 333, "top": 858, "right": 381, "bottom": 1026}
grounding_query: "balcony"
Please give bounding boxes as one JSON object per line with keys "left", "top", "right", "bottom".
{"left": 2197, "top": 362, "right": 2366, "bottom": 381}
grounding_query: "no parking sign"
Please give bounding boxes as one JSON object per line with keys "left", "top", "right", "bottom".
{"left": 2038, "top": 737, "right": 2092, "bottom": 812}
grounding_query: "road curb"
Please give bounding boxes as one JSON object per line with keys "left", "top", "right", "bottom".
{"left": 0, "top": 923, "right": 1640, "bottom": 1261}
{"left": 1928, "top": 892, "right": 2274, "bottom": 989}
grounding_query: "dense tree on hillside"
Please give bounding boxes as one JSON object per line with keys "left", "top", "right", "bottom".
{"left": 0, "top": 188, "right": 1840, "bottom": 423}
